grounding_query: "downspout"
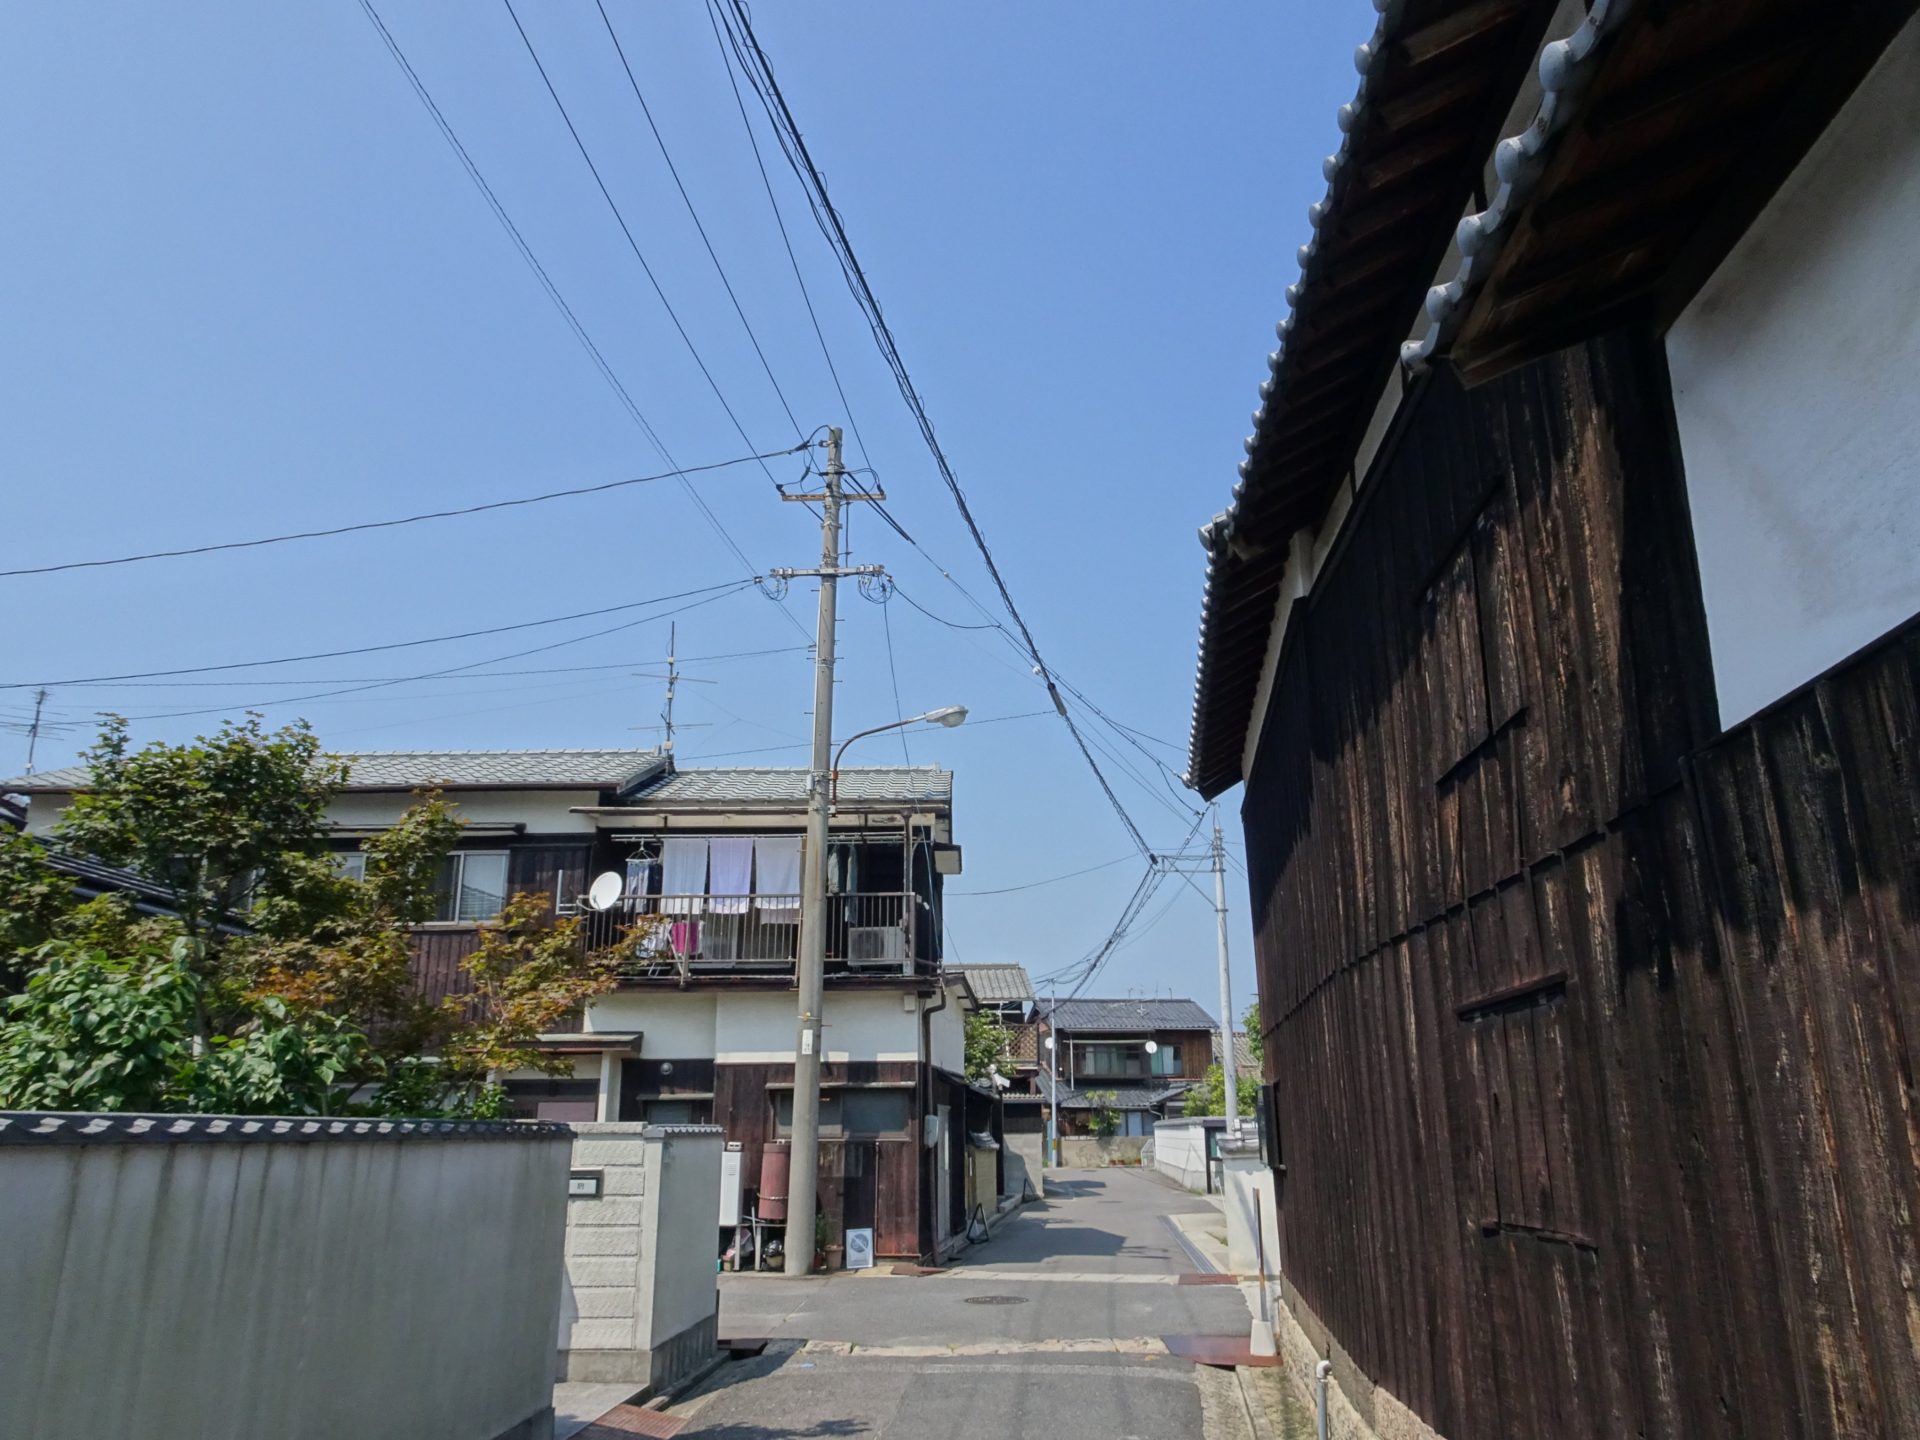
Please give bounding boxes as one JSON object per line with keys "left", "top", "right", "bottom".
{"left": 1316, "top": 1359, "right": 1333, "bottom": 1440}
{"left": 920, "top": 981, "right": 949, "bottom": 1264}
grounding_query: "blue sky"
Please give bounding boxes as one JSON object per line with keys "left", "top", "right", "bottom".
{"left": 2, "top": 1, "right": 1375, "bottom": 1018}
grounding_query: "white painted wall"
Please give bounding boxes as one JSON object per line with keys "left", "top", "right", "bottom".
{"left": 325, "top": 787, "right": 600, "bottom": 835}
{"left": 1152, "top": 1117, "right": 1213, "bottom": 1191}
{"left": 929, "top": 985, "right": 966, "bottom": 1074}
{"left": 588, "top": 992, "right": 718, "bottom": 1057}
{"left": 1666, "top": 17, "right": 1920, "bottom": 727}
{"left": 713, "top": 988, "right": 922, "bottom": 1064}
{"left": 0, "top": 1117, "right": 569, "bottom": 1440}
{"left": 17, "top": 792, "right": 68, "bottom": 837}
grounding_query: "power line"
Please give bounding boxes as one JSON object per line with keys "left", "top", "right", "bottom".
{"left": 0, "top": 447, "right": 802, "bottom": 580}
{"left": 356, "top": 0, "right": 796, "bottom": 632}
{"left": 594, "top": 0, "right": 803, "bottom": 438}
{"left": 47, "top": 645, "right": 813, "bottom": 689}
{"left": 946, "top": 854, "right": 1136, "bottom": 897}
{"left": 879, "top": 593, "right": 912, "bottom": 765}
{"left": 1, "top": 582, "right": 752, "bottom": 690}
{"left": 715, "top": 3, "right": 1156, "bottom": 854}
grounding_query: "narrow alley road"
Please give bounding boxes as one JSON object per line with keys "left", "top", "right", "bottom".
{"left": 659, "top": 1168, "right": 1257, "bottom": 1439}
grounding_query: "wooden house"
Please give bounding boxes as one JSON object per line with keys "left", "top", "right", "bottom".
{"left": 1186, "top": 3, "right": 1920, "bottom": 1438}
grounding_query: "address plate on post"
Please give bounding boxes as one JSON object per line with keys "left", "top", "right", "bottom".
{"left": 568, "top": 1169, "right": 604, "bottom": 1199}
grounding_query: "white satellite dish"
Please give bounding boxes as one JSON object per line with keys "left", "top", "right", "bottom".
{"left": 1144, "top": 1040, "right": 1159, "bottom": 1055}
{"left": 587, "top": 871, "right": 624, "bottom": 912}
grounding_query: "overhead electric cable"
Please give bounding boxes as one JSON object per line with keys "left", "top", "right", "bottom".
{"left": 2, "top": 582, "right": 750, "bottom": 690}
{"left": 0, "top": 447, "right": 802, "bottom": 580}
{"left": 356, "top": 0, "right": 798, "bottom": 633}
{"left": 946, "top": 854, "right": 1136, "bottom": 897}
{"left": 594, "top": 0, "right": 803, "bottom": 438}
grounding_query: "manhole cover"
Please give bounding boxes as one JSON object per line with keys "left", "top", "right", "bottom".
{"left": 963, "top": 1294, "right": 1029, "bottom": 1306}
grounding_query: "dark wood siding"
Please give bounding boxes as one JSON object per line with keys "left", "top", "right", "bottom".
{"left": 1243, "top": 330, "right": 1920, "bottom": 1439}
{"left": 412, "top": 926, "right": 484, "bottom": 1007}
{"left": 714, "top": 1059, "right": 926, "bottom": 1261}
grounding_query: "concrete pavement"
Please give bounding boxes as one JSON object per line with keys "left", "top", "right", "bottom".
{"left": 660, "top": 1168, "right": 1259, "bottom": 1438}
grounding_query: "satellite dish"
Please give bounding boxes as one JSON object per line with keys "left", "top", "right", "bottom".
{"left": 1144, "top": 1040, "right": 1159, "bottom": 1055}
{"left": 587, "top": 871, "right": 624, "bottom": 912}
{"left": 1043, "top": 1036, "right": 1056, "bottom": 1051}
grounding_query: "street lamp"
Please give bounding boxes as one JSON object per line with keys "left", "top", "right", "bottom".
{"left": 830, "top": 706, "right": 967, "bottom": 807}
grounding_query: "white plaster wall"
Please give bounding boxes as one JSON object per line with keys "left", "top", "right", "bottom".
{"left": 1153, "top": 1118, "right": 1211, "bottom": 1191}
{"left": 0, "top": 1125, "right": 569, "bottom": 1440}
{"left": 1667, "top": 17, "right": 1920, "bottom": 727}
{"left": 713, "top": 989, "right": 922, "bottom": 1063}
{"left": 17, "top": 792, "right": 69, "bottom": 837}
{"left": 929, "top": 987, "right": 966, "bottom": 1074}
{"left": 587, "top": 992, "right": 718, "bottom": 1057}
{"left": 325, "top": 787, "right": 600, "bottom": 834}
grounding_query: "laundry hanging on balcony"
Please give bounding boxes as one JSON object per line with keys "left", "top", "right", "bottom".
{"left": 660, "top": 837, "right": 708, "bottom": 915}
{"left": 754, "top": 836, "right": 803, "bottom": 922}
{"left": 707, "top": 837, "right": 754, "bottom": 915}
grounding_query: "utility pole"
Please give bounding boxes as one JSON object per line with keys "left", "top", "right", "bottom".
{"left": 1212, "top": 807, "right": 1240, "bottom": 1135}
{"left": 24, "top": 688, "right": 48, "bottom": 775}
{"left": 773, "top": 426, "right": 883, "bottom": 1276}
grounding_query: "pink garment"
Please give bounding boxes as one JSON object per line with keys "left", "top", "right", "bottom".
{"left": 670, "top": 919, "right": 701, "bottom": 957}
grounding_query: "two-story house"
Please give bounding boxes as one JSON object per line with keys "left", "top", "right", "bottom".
{"left": 9, "top": 746, "right": 979, "bottom": 1264}
{"left": 1031, "top": 997, "right": 1217, "bottom": 1136}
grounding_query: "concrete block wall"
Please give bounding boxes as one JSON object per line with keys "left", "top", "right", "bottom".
{"left": 0, "top": 1111, "right": 570, "bottom": 1440}
{"left": 1151, "top": 1118, "right": 1212, "bottom": 1190}
{"left": 559, "top": 1123, "right": 721, "bottom": 1392}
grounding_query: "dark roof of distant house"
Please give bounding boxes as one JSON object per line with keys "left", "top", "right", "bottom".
{"left": 1034, "top": 1073, "right": 1198, "bottom": 1110}
{"left": 952, "top": 964, "right": 1035, "bottom": 1004}
{"left": 0, "top": 795, "right": 24, "bottom": 829}
{"left": 1045, "top": 998, "right": 1217, "bottom": 1033}
{"left": 46, "top": 851, "right": 178, "bottom": 908}
{"left": 1213, "top": 1031, "right": 1259, "bottom": 1072}
{"left": 624, "top": 766, "right": 952, "bottom": 810}
{"left": 2, "top": 748, "right": 670, "bottom": 796}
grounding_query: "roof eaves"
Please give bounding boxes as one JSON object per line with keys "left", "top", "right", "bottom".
{"left": 1402, "top": 0, "right": 1633, "bottom": 370}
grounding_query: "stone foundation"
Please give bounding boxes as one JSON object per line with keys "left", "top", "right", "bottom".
{"left": 1270, "top": 1275, "right": 1448, "bottom": 1440}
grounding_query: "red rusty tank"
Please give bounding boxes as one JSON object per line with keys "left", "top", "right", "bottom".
{"left": 758, "top": 1139, "right": 791, "bottom": 1222}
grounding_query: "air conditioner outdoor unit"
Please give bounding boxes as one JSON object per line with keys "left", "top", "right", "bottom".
{"left": 847, "top": 925, "right": 906, "bottom": 964}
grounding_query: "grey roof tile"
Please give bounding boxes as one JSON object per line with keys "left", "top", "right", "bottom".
{"left": 1, "top": 748, "right": 667, "bottom": 795}
{"left": 1044, "top": 997, "right": 1218, "bottom": 1033}
{"left": 626, "top": 765, "right": 952, "bottom": 808}
{"left": 953, "top": 964, "right": 1035, "bottom": 1003}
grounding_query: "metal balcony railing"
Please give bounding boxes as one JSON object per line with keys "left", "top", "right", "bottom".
{"left": 576, "top": 892, "right": 933, "bottom": 978}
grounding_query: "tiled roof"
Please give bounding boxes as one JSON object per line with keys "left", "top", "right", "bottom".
{"left": 1213, "top": 1031, "right": 1260, "bottom": 1072}
{"left": 625, "top": 766, "right": 952, "bottom": 808}
{"left": 1033, "top": 1073, "right": 1194, "bottom": 1111}
{"left": 1, "top": 748, "right": 668, "bottom": 795}
{"left": 953, "top": 964, "right": 1035, "bottom": 1004}
{"left": 1044, "top": 997, "right": 1217, "bottom": 1033}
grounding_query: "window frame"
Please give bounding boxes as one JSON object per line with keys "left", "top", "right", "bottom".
{"left": 430, "top": 850, "right": 513, "bottom": 925}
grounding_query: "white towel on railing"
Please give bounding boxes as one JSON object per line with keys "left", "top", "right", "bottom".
{"left": 707, "top": 837, "right": 754, "bottom": 914}
{"left": 660, "top": 837, "right": 708, "bottom": 915}
{"left": 754, "top": 835, "right": 803, "bottom": 920}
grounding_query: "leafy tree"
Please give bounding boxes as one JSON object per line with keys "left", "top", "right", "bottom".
{"left": 54, "top": 714, "right": 347, "bottom": 960}
{"left": 189, "top": 998, "right": 371, "bottom": 1116}
{"left": 1243, "top": 1000, "right": 1263, "bottom": 1068}
{"left": 0, "top": 830, "right": 70, "bottom": 991}
{"left": 0, "top": 938, "right": 200, "bottom": 1111}
{"left": 432, "top": 893, "right": 618, "bottom": 1114}
{"left": 1086, "top": 1089, "right": 1122, "bottom": 1137}
{"left": 1180, "top": 1063, "right": 1259, "bottom": 1119}
{"left": 963, "top": 1008, "right": 1013, "bottom": 1083}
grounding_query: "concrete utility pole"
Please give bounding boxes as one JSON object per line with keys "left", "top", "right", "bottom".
{"left": 1213, "top": 808, "right": 1240, "bottom": 1135}
{"left": 24, "top": 688, "right": 48, "bottom": 774}
{"left": 773, "top": 426, "right": 883, "bottom": 1276}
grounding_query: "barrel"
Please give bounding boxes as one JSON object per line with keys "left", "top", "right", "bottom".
{"left": 758, "top": 1139, "right": 791, "bottom": 1222}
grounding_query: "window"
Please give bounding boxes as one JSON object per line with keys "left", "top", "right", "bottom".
{"left": 1074, "top": 1042, "right": 1150, "bottom": 1079}
{"left": 333, "top": 850, "right": 367, "bottom": 882}
{"left": 432, "top": 852, "right": 510, "bottom": 923}
{"left": 642, "top": 1098, "right": 711, "bottom": 1126}
{"left": 773, "top": 1088, "right": 911, "bottom": 1137}
{"left": 1150, "top": 1043, "right": 1181, "bottom": 1077}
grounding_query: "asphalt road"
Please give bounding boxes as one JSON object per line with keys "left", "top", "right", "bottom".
{"left": 662, "top": 1168, "right": 1256, "bottom": 1439}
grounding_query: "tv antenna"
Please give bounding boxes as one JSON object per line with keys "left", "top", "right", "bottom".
{"left": 629, "top": 624, "right": 713, "bottom": 756}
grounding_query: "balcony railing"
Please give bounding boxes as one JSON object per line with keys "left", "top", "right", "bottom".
{"left": 575, "top": 892, "right": 933, "bottom": 978}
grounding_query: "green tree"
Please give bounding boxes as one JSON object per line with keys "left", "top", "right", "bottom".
{"left": 1181, "top": 1063, "right": 1258, "bottom": 1119}
{"left": 1086, "top": 1089, "right": 1121, "bottom": 1137}
{"left": 0, "top": 938, "right": 200, "bottom": 1111}
{"left": 963, "top": 1008, "right": 1013, "bottom": 1083}
{"left": 0, "top": 830, "right": 70, "bottom": 991}
{"left": 1243, "top": 1001, "right": 1262, "bottom": 1068}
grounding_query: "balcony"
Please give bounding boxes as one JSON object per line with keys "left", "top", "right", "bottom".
{"left": 575, "top": 892, "right": 936, "bottom": 980}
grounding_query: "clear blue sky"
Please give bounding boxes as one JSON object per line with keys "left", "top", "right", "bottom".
{"left": 2, "top": 1, "right": 1375, "bottom": 1019}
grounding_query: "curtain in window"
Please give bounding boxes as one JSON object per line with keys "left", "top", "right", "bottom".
{"left": 455, "top": 853, "right": 509, "bottom": 923}
{"left": 660, "top": 838, "right": 709, "bottom": 915}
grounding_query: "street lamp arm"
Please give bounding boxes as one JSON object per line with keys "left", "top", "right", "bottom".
{"left": 829, "top": 706, "right": 966, "bottom": 808}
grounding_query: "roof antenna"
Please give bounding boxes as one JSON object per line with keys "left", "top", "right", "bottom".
{"left": 629, "top": 624, "right": 713, "bottom": 766}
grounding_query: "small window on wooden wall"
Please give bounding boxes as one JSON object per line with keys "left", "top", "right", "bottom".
{"left": 1425, "top": 484, "right": 1527, "bottom": 781}
{"left": 1457, "top": 975, "right": 1585, "bottom": 1243}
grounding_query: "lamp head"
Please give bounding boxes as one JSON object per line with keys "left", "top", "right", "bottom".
{"left": 924, "top": 705, "right": 968, "bottom": 728}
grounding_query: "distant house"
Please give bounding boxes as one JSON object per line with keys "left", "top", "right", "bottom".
{"left": 1186, "top": 4, "right": 1920, "bottom": 1436}
{"left": 1031, "top": 997, "right": 1216, "bottom": 1136}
